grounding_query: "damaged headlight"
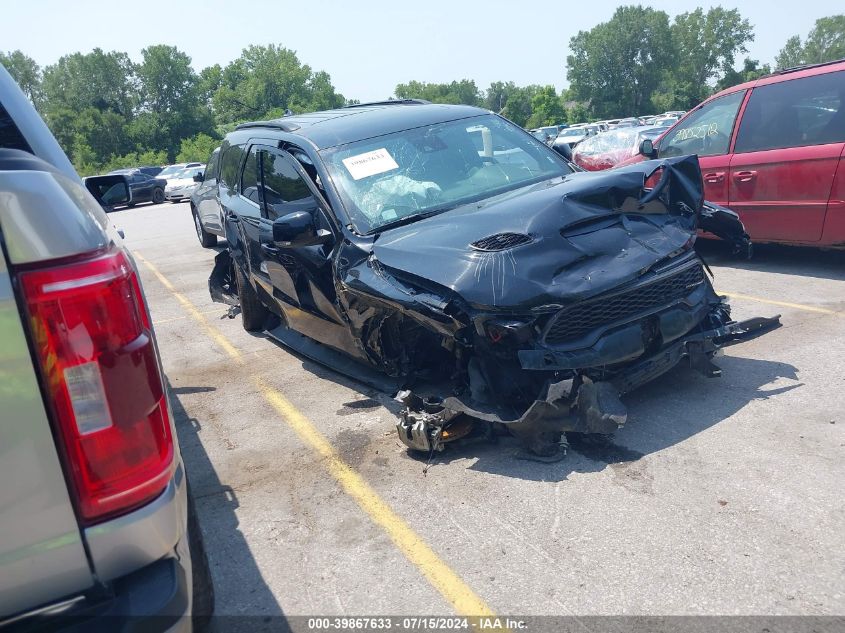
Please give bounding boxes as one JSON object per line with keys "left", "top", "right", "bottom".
{"left": 480, "top": 318, "right": 536, "bottom": 345}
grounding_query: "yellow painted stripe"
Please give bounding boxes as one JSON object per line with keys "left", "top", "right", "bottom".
{"left": 259, "top": 382, "right": 495, "bottom": 617}
{"left": 134, "top": 250, "right": 496, "bottom": 618}
{"left": 722, "top": 291, "right": 842, "bottom": 316}
{"left": 153, "top": 309, "right": 225, "bottom": 325}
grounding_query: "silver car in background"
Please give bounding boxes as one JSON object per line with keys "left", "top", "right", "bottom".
{"left": 0, "top": 64, "right": 212, "bottom": 631}
{"left": 165, "top": 165, "right": 206, "bottom": 203}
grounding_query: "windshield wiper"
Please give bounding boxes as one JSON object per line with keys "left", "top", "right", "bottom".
{"left": 371, "top": 207, "right": 454, "bottom": 235}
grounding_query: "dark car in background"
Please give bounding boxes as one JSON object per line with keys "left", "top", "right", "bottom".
{"left": 110, "top": 165, "right": 164, "bottom": 177}
{"left": 124, "top": 171, "right": 167, "bottom": 206}
{"left": 205, "top": 101, "right": 777, "bottom": 458}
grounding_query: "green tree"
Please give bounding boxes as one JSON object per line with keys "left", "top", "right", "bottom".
{"left": 567, "top": 6, "right": 675, "bottom": 118}
{"left": 0, "top": 50, "right": 41, "bottom": 106}
{"left": 524, "top": 86, "right": 567, "bottom": 128}
{"left": 775, "top": 36, "right": 805, "bottom": 70}
{"left": 776, "top": 15, "right": 845, "bottom": 69}
{"left": 715, "top": 57, "right": 771, "bottom": 92}
{"left": 394, "top": 79, "right": 481, "bottom": 105}
{"left": 567, "top": 102, "right": 590, "bottom": 124}
{"left": 42, "top": 49, "right": 135, "bottom": 117}
{"left": 134, "top": 45, "right": 213, "bottom": 160}
{"left": 176, "top": 133, "right": 220, "bottom": 163}
{"left": 500, "top": 85, "right": 540, "bottom": 127}
{"left": 669, "top": 7, "right": 754, "bottom": 107}
{"left": 484, "top": 81, "right": 518, "bottom": 113}
{"left": 212, "top": 45, "right": 344, "bottom": 124}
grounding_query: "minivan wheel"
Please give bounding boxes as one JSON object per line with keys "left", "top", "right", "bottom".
{"left": 152, "top": 188, "right": 165, "bottom": 204}
{"left": 187, "top": 478, "right": 214, "bottom": 631}
{"left": 235, "top": 264, "right": 269, "bottom": 332}
{"left": 193, "top": 209, "right": 217, "bottom": 248}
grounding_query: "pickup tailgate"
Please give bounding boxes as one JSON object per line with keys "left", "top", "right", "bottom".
{"left": 0, "top": 249, "right": 94, "bottom": 617}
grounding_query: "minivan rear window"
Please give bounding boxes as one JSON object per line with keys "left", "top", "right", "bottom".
{"left": 734, "top": 70, "right": 845, "bottom": 153}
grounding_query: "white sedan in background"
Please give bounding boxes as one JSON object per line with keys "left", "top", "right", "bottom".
{"left": 164, "top": 164, "right": 205, "bottom": 202}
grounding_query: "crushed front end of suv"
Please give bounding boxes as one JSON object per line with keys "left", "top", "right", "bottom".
{"left": 208, "top": 104, "right": 779, "bottom": 459}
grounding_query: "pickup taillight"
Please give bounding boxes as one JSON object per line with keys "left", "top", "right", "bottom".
{"left": 18, "top": 248, "right": 174, "bottom": 524}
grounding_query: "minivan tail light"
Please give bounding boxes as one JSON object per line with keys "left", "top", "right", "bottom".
{"left": 19, "top": 249, "right": 174, "bottom": 524}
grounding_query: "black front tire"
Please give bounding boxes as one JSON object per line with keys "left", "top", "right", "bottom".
{"left": 152, "top": 188, "right": 165, "bottom": 204}
{"left": 193, "top": 208, "right": 217, "bottom": 248}
{"left": 235, "top": 264, "right": 269, "bottom": 332}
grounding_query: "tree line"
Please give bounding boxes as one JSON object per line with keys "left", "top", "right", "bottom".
{"left": 1, "top": 10, "right": 842, "bottom": 176}
{"left": 0, "top": 44, "right": 346, "bottom": 176}
{"left": 398, "top": 11, "right": 844, "bottom": 123}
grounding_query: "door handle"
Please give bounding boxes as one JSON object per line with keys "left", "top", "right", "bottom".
{"left": 703, "top": 172, "right": 725, "bottom": 184}
{"left": 733, "top": 170, "right": 757, "bottom": 183}
{"left": 261, "top": 243, "right": 279, "bottom": 255}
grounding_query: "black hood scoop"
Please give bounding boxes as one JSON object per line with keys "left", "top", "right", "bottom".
{"left": 470, "top": 232, "right": 533, "bottom": 252}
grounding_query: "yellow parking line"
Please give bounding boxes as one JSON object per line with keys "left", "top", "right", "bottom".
{"left": 134, "top": 251, "right": 496, "bottom": 618}
{"left": 153, "top": 309, "right": 224, "bottom": 325}
{"left": 721, "top": 291, "right": 843, "bottom": 316}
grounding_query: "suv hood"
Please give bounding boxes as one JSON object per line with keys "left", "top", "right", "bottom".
{"left": 371, "top": 155, "right": 704, "bottom": 310}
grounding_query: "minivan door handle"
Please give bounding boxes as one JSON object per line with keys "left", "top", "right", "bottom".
{"left": 703, "top": 172, "right": 725, "bottom": 184}
{"left": 733, "top": 170, "right": 757, "bottom": 183}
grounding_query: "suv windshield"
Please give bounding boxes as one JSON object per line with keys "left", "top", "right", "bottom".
{"left": 322, "top": 114, "right": 571, "bottom": 233}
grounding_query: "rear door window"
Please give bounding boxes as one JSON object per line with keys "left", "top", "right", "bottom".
{"left": 260, "top": 151, "right": 315, "bottom": 220}
{"left": 204, "top": 148, "right": 220, "bottom": 183}
{"left": 734, "top": 71, "right": 845, "bottom": 153}
{"left": 659, "top": 90, "right": 746, "bottom": 158}
{"left": 219, "top": 144, "right": 246, "bottom": 195}
{"left": 0, "top": 101, "right": 31, "bottom": 152}
{"left": 240, "top": 146, "right": 262, "bottom": 206}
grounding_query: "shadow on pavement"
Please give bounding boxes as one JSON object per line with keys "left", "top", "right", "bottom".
{"left": 697, "top": 239, "right": 845, "bottom": 282}
{"left": 166, "top": 378, "right": 289, "bottom": 632}
{"left": 406, "top": 355, "right": 800, "bottom": 482}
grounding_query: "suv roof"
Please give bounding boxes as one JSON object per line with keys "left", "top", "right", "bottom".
{"left": 230, "top": 102, "right": 488, "bottom": 150}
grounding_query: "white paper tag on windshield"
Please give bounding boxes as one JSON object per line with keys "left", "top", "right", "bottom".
{"left": 342, "top": 148, "right": 399, "bottom": 180}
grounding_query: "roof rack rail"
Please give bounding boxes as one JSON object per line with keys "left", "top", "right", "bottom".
{"left": 342, "top": 99, "right": 431, "bottom": 109}
{"left": 769, "top": 57, "right": 845, "bottom": 77}
{"left": 235, "top": 119, "right": 301, "bottom": 132}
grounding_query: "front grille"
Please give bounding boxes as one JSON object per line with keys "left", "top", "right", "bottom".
{"left": 470, "top": 232, "right": 533, "bottom": 251}
{"left": 544, "top": 264, "right": 705, "bottom": 346}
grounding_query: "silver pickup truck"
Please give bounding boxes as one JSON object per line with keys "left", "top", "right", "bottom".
{"left": 0, "top": 65, "right": 211, "bottom": 631}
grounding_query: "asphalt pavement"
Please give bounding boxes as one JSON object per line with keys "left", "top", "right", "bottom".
{"left": 115, "top": 201, "right": 844, "bottom": 626}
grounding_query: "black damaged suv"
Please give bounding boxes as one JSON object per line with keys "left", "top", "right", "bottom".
{"left": 208, "top": 100, "right": 779, "bottom": 458}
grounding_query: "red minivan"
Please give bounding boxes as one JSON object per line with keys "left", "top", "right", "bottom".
{"left": 620, "top": 59, "right": 845, "bottom": 247}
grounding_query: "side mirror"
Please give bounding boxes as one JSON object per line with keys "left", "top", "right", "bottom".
{"left": 552, "top": 142, "right": 572, "bottom": 162}
{"left": 84, "top": 174, "right": 130, "bottom": 210}
{"left": 639, "top": 139, "right": 657, "bottom": 158}
{"left": 193, "top": 172, "right": 204, "bottom": 182}
{"left": 272, "top": 211, "right": 332, "bottom": 247}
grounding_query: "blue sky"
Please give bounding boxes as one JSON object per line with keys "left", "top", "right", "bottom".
{"left": 3, "top": 0, "right": 841, "bottom": 101}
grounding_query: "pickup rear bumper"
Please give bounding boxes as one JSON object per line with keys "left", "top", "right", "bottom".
{"left": 1, "top": 552, "right": 190, "bottom": 633}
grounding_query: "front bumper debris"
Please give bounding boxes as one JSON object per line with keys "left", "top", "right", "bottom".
{"left": 396, "top": 315, "right": 781, "bottom": 458}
